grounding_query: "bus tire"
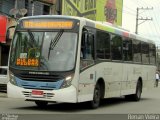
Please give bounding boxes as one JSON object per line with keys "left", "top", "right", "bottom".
{"left": 132, "top": 80, "right": 142, "bottom": 101}
{"left": 125, "top": 80, "right": 142, "bottom": 101}
{"left": 90, "top": 83, "right": 101, "bottom": 109}
{"left": 35, "top": 101, "right": 48, "bottom": 108}
{"left": 133, "top": 80, "right": 142, "bottom": 101}
{"left": 155, "top": 80, "right": 159, "bottom": 87}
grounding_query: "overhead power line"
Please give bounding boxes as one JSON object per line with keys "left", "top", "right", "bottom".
{"left": 135, "top": 7, "right": 153, "bottom": 34}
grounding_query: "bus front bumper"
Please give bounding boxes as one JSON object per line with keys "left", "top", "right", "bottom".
{"left": 7, "top": 82, "right": 77, "bottom": 103}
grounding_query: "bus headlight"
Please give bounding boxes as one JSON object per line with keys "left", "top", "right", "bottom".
{"left": 61, "top": 76, "right": 72, "bottom": 88}
{"left": 9, "top": 72, "right": 17, "bottom": 86}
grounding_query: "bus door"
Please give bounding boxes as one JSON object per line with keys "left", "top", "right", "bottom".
{"left": 78, "top": 30, "right": 95, "bottom": 102}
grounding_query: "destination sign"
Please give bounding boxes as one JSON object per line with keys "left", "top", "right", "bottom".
{"left": 22, "top": 20, "right": 74, "bottom": 29}
{"left": 16, "top": 58, "right": 39, "bottom": 67}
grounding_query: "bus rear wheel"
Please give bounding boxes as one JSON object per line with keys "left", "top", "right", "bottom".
{"left": 35, "top": 101, "right": 48, "bottom": 108}
{"left": 90, "top": 83, "right": 101, "bottom": 109}
{"left": 125, "top": 80, "right": 142, "bottom": 101}
{"left": 132, "top": 80, "right": 142, "bottom": 101}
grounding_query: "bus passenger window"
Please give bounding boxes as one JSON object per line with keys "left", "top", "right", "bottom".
{"left": 123, "top": 38, "right": 132, "bottom": 61}
{"left": 141, "top": 42, "right": 149, "bottom": 64}
{"left": 111, "top": 35, "right": 122, "bottom": 60}
{"left": 133, "top": 40, "right": 141, "bottom": 63}
{"left": 96, "top": 30, "right": 110, "bottom": 59}
{"left": 149, "top": 44, "right": 156, "bottom": 64}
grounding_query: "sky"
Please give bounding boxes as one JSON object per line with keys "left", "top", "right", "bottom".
{"left": 122, "top": 0, "right": 160, "bottom": 46}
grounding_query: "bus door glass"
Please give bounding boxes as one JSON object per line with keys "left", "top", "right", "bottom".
{"left": 79, "top": 28, "right": 95, "bottom": 99}
{"left": 80, "top": 30, "right": 95, "bottom": 70}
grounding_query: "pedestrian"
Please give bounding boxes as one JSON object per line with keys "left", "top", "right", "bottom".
{"left": 155, "top": 71, "right": 159, "bottom": 87}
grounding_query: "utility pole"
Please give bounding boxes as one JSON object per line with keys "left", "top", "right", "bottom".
{"left": 135, "top": 7, "right": 153, "bottom": 34}
{"left": 29, "top": 0, "right": 35, "bottom": 16}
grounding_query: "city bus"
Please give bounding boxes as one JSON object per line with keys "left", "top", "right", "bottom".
{"left": 7, "top": 15, "right": 156, "bottom": 109}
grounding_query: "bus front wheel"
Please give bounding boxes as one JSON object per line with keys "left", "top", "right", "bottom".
{"left": 90, "top": 83, "right": 101, "bottom": 109}
{"left": 35, "top": 101, "right": 48, "bottom": 108}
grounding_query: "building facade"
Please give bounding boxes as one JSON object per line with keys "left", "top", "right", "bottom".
{"left": 0, "top": 0, "right": 15, "bottom": 66}
{"left": 0, "top": 0, "right": 124, "bottom": 66}
{"left": 0, "top": 0, "right": 58, "bottom": 66}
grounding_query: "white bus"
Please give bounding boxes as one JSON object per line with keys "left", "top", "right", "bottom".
{"left": 7, "top": 15, "right": 156, "bottom": 108}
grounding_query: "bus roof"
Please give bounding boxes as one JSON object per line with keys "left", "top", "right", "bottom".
{"left": 19, "top": 15, "right": 155, "bottom": 45}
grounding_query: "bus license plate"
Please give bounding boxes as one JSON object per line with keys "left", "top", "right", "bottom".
{"left": 31, "top": 90, "right": 44, "bottom": 97}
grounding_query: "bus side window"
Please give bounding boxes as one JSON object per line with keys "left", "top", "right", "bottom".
{"left": 111, "top": 35, "right": 122, "bottom": 60}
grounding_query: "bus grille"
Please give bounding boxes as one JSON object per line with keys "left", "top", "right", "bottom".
{"left": 22, "top": 91, "right": 54, "bottom": 99}
{"left": 18, "top": 74, "right": 63, "bottom": 82}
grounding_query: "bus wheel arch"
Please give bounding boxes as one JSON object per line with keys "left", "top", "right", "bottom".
{"left": 125, "top": 77, "right": 143, "bottom": 101}
{"left": 90, "top": 78, "right": 105, "bottom": 109}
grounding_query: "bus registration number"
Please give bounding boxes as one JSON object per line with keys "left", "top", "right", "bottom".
{"left": 31, "top": 90, "right": 44, "bottom": 97}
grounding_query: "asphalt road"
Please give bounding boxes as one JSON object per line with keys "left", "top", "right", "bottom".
{"left": 0, "top": 85, "right": 160, "bottom": 120}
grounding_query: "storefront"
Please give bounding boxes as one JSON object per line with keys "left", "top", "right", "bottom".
{"left": 0, "top": 15, "right": 16, "bottom": 66}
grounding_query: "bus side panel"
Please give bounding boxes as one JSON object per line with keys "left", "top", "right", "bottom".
{"left": 78, "top": 66, "right": 95, "bottom": 102}
{"left": 121, "top": 63, "right": 156, "bottom": 96}
{"left": 142, "top": 65, "right": 155, "bottom": 90}
{"left": 95, "top": 62, "right": 122, "bottom": 98}
{"left": 121, "top": 64, "right": 140, "bottom": 95}
{"left": 77, "top": 62, "right": 156, "bottom": 102}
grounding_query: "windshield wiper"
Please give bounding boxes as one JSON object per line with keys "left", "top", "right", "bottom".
{"left": 28, "top": 30, "right": 37, "bottom": 47}
{"left": 48, "top": 31, "right": 63, "bottom": 59}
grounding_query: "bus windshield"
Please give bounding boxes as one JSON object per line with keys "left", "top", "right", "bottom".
{"left": 10, "top": 31, "right": 78, "bottom": 71}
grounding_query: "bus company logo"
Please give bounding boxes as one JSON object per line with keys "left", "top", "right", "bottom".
{"left": 29, "top": 71, "right": 50, "bottom": 75}
{"left": 1, "top": 114, "right": 19, "bottom": 120}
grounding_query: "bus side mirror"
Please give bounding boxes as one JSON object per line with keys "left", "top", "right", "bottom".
{"left": 6, "top": 26, "right": 15, "bottom": 41}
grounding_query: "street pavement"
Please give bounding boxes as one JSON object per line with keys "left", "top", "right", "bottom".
{"left": 0, "top": 84, "right": 160, "bottom": 120}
